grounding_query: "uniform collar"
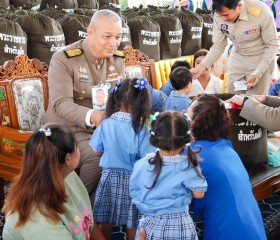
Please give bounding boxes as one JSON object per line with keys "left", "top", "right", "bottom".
{"left": 82, "top": 39, "right": 105, "bottom": 64}
{"left": 110, "top": 112, "right": 132, "bottom": 121}
{"left": 161, "top": 154, "right": 187, "bottom": 164}
{"left": 238, "top": 1, "right": 249, "bottom": 22}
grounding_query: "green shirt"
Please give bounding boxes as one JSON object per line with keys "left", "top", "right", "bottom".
{"left": 3, "top": 172, "right": 93, "bottom": 240}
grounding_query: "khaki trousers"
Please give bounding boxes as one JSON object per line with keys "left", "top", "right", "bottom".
{"left": 227, "top": 50, "right": 275, "bottom": 95}
{"left": 75, "top": 131, "right": 101, "bottom": 203}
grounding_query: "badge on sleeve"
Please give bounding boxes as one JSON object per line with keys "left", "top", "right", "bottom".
{"left": 220, "top": 24, "right": 229, "bottom": 34}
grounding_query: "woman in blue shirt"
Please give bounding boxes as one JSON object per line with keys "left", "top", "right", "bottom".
{"left": 187, "top": 94, "right": 266, "bottom": 240}
{"left": 130, "top": 111, "right": 207, "bottom": 240}
{"left": 89, "top": 78, "right": 155, "bottom": 240}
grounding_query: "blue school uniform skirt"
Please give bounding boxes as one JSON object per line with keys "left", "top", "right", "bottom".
{"left": 93, "top": 169, "right": 141, "bottom": 228}
{"left": 135, "top": 212, "right": 198, "bottom": 240}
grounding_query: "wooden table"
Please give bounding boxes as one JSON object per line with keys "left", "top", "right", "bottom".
{"left": 249, "top": 164, "right": 280, "bottom": 201}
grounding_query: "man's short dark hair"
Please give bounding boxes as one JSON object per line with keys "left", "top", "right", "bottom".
{"left": 277, "top": 56, "right": 280, "bottom": 67}
{"left": 212, "top": 0, "right": 241, "bottom": 12}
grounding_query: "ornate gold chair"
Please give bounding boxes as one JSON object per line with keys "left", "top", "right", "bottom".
{"left": 0, "top": 54, "right": 48, "bottom": 180}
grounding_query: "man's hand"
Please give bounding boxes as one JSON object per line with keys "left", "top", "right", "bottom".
{"left": 245, "top": 75, "right": 257, "bottom": 90}
{"left": 190, "top": 64, "right": 206, "bottom": 79}
{"left": 90, "top": 111, "right": 106, "bottom": 127}
{"left": 253, "top": 95, "right": 265, "bottom": 103}
{"left": 138, "top": 228, "right": 146, "bottom": 240}
{"left": 225, "top": 94, "right": 244, "bottom": 106}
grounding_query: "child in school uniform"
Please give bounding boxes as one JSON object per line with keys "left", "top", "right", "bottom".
{"left": 89, "top": 78, "right": 155, "bottom": 240}
{"left": 164, "top": 67, "right": 193, "bottom": 112}
{"left": 130, "top": 111, "right": 207, "bottom": 240}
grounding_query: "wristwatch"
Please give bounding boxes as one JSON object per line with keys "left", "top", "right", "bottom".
{"left": 242, "top": 96, "right": 249, "bottom": 106}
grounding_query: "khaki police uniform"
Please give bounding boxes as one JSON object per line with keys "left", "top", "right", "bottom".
{"left": 202, "top": 0, "right": 279, "bottom": 94}
{"left": 43, "top": 39, "right": 125, "bottom": 199}
{"left": 240, "top": 96, "right": 280, "bottom": 132}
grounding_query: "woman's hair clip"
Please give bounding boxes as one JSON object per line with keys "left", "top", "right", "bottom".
{"left": 183, "top": 113, "right": 192, "bottom": 122}
{"left": 150, "top": 112, "right": 160, "bottom": 121}
{"left": 39, "top": 128, "right": 52, "bottom": 137}
{"left": 155, "top": 148, "right": 160, "bottom": 152}
{"left": 151, "top": 131, "right": 156, "bottom": 136}
{"left": 186, "top": 143, "right": 191, "bottom": 147}
{"left": 134, "top": 77, "right": 148, "bottom": 90}
{"left": 187, "top": 130, "right": 191, "bottom": 135}
{"left": 219, "top": 99, "right": 224, "bottom": 106}
{"left": 111, "top": 80, "right": 121, "bottom": 94}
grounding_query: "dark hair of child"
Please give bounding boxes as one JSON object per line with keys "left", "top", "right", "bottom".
{"left": 147, "top": 111, "right": 203, "bottom": 189}
{"left": 169, "top": 66, "right": 192, "bottom": 91}
{"left": 106, "top": 78, "right": 151, "bottom": 133}
{"left": 3, "top": 124, "right": 76, "bottom": 227}
{"left": 191, "top": 94, "right": 233, "bottom": 141}
{"left": 171, "top": 60, "right": 192, "bottom": 72}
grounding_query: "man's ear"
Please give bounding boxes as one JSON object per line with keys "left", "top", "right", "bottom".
{"left": 237, "top": 1, "right": 243, "bottom": 10}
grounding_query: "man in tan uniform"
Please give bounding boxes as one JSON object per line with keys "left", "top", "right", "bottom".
{"left": 191, "top": 0, "right": 279, "bottom": 94}
{"left": 43, "top": 10, "right": 125, "bottom": 200}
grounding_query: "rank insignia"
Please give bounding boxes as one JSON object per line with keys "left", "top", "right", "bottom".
{"left": 113, "top": 50, "right": 125, "bottom": 58}
{"left": 64, "top": 48, "right": 83, "bottom": 58}
{"left": 79, "top": 66, "right": 90, "bottom": 83}
{"left": 247, "top": 8, "right": 261, "bottom": 17}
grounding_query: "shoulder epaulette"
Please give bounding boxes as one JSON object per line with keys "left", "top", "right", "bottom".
{"left": 247, "top": 7, "right": 261, "bottom": 17}
{"left": 113, "top": 50, "right": 125, "bottom": 58}
{"left": 64, "top": 48, "right": 83, "bottom": 58}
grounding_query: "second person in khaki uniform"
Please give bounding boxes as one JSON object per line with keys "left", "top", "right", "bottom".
{"left": 191, "top": 0, "right": 279, "bottom": 95}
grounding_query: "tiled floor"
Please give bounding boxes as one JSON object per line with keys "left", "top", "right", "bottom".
{"left": 1, "top": 192, "right": 280, "bottom": 240}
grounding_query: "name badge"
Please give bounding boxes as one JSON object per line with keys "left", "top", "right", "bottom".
{"left": 91, "top": 84, "right": 110, "bottom": 111}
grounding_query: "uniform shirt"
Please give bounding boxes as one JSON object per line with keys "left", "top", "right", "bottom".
{"left": 160, "top": 80, "right": 174, "bottom": 96}
{"left": 164, "top": 90, "right": 192, "bottom": 112}
{"left": 89, "top": 112, "right": 155, "bottom": 171}
{"left": 202, "top": 0, "right": 278, "bottom": 80}
{"left": 3, "top": 172, "right": 93, "bottom": 240}
{"left": 43, "top": 39, "right": 126, "bottom": 130}
{"left": 269, "top": 79, "right": 280, "bottom": 96}
{"left": 130, "top": 153, "right": 207, "bottom": 215}
{"left": 190, "top": 139, "right": 266, "bottom": 240}
{"left": 188, "top": 74, "right": 223, "bottom": 97}
{"left": 240, "top": 96, "right": 280, "bottom": 132}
